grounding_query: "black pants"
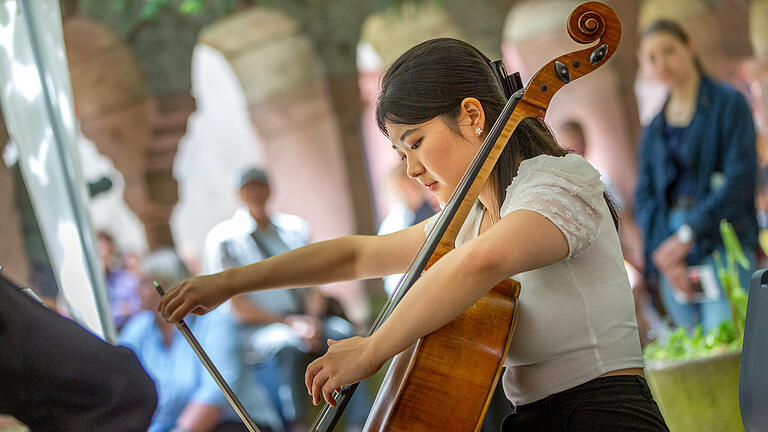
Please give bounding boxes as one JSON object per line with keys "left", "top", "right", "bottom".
{"left": 501, "top": 375, "right": 669, "bottom": 432}
{"left": 0, "top": 274, "right": 157, "bottom": 431}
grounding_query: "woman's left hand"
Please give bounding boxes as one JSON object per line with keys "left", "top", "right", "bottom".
{"left": 305, "top": 336, "right": 384, "bottom": 407}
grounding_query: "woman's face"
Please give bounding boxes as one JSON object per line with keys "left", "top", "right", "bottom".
{"left": 386, "top": 114, "right": 481, "bottom": 206}
{"left": 639, "top": 32, "right": 697, "bottom": 88}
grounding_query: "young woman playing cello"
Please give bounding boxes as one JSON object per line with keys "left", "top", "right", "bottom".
{"left": 160, "top": 38, "right": 669, "bottom": 431}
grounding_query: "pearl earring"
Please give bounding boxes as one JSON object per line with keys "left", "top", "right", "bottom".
{"left": 474, "top": 127, "right": 483, "bottom": 136}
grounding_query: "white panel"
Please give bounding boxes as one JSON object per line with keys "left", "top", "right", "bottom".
{"left": 0, "top": 0, "right": 115, "bottom": 341}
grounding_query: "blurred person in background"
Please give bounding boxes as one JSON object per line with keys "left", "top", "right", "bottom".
{"left": 377, "top": 163, "right": 438, "bottom": 296}
{"left": 98, "top": 230, "right": 141, "bottom": 330}
{"left": 203, "top": 167, "right": 370, "bottom": 432}
{"left": 119, "top": 248, "right": 283, "bottom": 432}
{"left": 635, "top": 19, "right": 758, "bottom": 332}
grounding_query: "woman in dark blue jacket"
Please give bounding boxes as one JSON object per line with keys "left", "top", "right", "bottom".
{"left": 635, "top": 20, "right": 758, "bottom": 332}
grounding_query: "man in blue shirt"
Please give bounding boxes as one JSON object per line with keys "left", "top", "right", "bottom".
{"left": 203, "top": 167, "right": 370, "bottom": 432}
{"left": 120, "top": 249, "right": 283, "bottom": 432}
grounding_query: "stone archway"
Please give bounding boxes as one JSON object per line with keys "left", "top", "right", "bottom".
{"left": 64, "top": 14, "right": 200, "bottom": 251}
{"left": 197, "top": 8, "right": 372, "bottom": 323}
{"left": 198, "top": 8, "right": 358, "bottom": 245}
{"left": 63, "top": 17, "right": 153, "bottom": 243}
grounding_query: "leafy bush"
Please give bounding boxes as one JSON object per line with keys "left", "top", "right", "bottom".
{"left": 643, "top": 220, "right": 749, "bottom": 361}
{"left": 643, "top": 321, "right": 740, "bottom": 361}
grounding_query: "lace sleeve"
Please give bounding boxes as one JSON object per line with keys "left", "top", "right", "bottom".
{"left": 500, "top": 155, "right": 605, "bottom": 258}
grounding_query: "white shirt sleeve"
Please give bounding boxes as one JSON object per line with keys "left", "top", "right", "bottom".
{"left": 500, "top": 154, "right": 606, "bottom": 258}
{"left": 423, "top": 213, "right": 440, "bottom": 234}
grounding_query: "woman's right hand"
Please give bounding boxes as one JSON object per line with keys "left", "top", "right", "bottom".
{"left": 158, "top": 272, "right": 236, "bottom": 323}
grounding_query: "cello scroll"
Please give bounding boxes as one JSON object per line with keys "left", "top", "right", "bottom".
{"left": 523, "top": 1, "right": 621, "bottom": 114}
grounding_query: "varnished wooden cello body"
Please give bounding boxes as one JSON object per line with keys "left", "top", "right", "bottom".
{"left": 306, "top": 2, "right": 622, "bottom": 431}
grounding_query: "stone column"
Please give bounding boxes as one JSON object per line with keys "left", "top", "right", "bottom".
{"left": 65, "top": 17, "right": 153, "bottom": 243}
{"left": 65, "top": 16, "right": 196, "bottom": 250}
{"left": 751, "top": 0, "right": 768, "bottom": 62}
{"left": 142, "top": 93, "right": 195, "bottom": 249}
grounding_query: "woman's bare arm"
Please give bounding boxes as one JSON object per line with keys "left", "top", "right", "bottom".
{"left": 227, "top": 220, "right": 427, "bottom": 292}
{"left": 159, "top": 219, "right": 429, "bottom": 323}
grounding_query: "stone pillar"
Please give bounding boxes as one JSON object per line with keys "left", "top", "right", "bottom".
{"left": 751, "top": 0, "right": 768, "bottom": 61}
{"left": 142, "top": 93, "right": 195, "bottom": 249}
{"left": 603, "top": 0, "right": 642, "bottom": 146}
{"left": 65, "top": 17, "right": 153, "bottom": 242}
{"left": 0, "top": 114, "right": 30, "bottom": 285}
{"left": 78, "top": 100, "right": 153, "bottom": 225}
{"left": 502, "top": 0, "right": 640, "bottom": 202}
{"left": 65, "top": 16, "right": 195, "bottom": 250}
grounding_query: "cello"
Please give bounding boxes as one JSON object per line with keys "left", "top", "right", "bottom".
{"left": 308, "top": 2, "right": 622, "bottom": 431}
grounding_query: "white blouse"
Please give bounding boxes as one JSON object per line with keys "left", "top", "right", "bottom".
{"left": 425, "top": 153, "right": 643, "bottom": 406}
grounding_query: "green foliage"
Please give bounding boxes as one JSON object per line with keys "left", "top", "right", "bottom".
{"left": 643, "top": 321, "right": 741, "bottom": 361}
{"left": 139, "top": 0, "right": 169, "bottom": 19}
{"left": 108, "top": 0, "right": 237, "bottom": 20}
{"left": 108, "top": 0, "right": 430, "bottom": 20}
{"left": 643, "top": 220, "right": 749, "bottom": 362}
{"left": 714, "top": 220, "right": 749, "bottom": 336}
{"left": 178, "top": 0, "right": 204, "bottom": 14}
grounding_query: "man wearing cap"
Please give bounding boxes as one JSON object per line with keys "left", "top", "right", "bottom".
{"left": 202, "top": 167, "right": 369, "bottom": 432}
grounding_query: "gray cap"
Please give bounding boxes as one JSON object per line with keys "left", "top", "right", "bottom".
{"left": 236, "top": 166, "right": 269, "bottom": 189}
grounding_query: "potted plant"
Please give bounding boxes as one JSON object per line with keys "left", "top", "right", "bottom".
{"left": 643, "top": 220, "right": 749, "bottom": 432}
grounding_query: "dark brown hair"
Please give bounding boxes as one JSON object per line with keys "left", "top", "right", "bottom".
{"left": 375, "top": 38, "right": 619, "bottom": 228}
{"left": 641, "top": 19, "right": 705, "bottom": 75}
